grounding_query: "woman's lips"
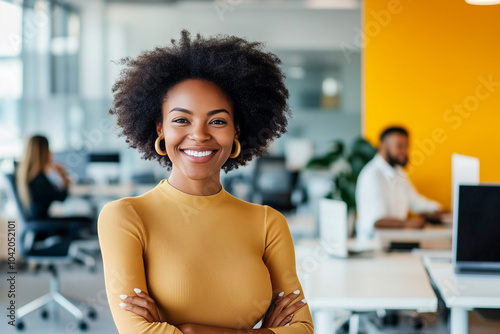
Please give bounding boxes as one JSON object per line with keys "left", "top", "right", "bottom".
{"left": 181, "top": 149, "right": 217, "bottom": 163}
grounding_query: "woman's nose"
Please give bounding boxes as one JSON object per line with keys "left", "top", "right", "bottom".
{"left": 189, "top": 123, "right": 211, "bottom": 142}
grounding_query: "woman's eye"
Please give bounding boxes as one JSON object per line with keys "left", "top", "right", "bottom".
{"left": 173, "top": 119, "right": 188, "bottom": 124}
{"left": 211, "top": 119, "right": 227, "bottom": 125}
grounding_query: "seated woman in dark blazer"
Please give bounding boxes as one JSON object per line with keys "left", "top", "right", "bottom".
{"left": 16, "top": 134, "right": 94, "bottom": 245}
{"left": 16, "top": 135, "right": 72, "bottom": 219}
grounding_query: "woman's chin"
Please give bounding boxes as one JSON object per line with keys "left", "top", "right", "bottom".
{"left": 181, "top": 168, "right": 220, "bottom": 182}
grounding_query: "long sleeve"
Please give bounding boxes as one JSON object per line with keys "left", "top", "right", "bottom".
{"left": 29, "top": 172, "right": 68, "bottom": 218}
{"left": 30, "top": 172, "right": 68, "bottom": 201}
{"left": 406, "top": 175, "right": 442, "bottom": 213}
{"left": 262, "top": 206, "right": 314, "bottom": 334}
{"left": 97, "top": 200, "right": 183, "bottom": 334}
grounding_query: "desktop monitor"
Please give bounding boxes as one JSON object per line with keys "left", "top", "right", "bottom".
{"left": 52, "top": 150, "right": 88, "bottom": 183}
{"left": 252, "top": 156, "right": 298, "bottom": 212}
{"left": 451, "top": 153, "right": 479, "bottom": 200}
{"left": 452, "top": 184, "right": 500, "bottom": 274}
{"left": 86, "top": 152, "right": 121, "bottom": 184}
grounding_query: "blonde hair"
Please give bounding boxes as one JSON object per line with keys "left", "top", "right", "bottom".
{"left": 16, "top": 135, "right": 51, "bottom": 211}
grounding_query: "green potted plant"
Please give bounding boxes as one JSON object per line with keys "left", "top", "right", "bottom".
{"left": 306, "top": 137, "right": 377, "bottom": 236}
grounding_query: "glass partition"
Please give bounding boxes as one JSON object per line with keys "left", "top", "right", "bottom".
{"left": 0, "top": 0, "right": 23, "bottom": 158}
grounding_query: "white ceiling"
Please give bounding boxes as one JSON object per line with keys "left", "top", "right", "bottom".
{"left": 105, "top": 1, "right": 361, "bottom": 56}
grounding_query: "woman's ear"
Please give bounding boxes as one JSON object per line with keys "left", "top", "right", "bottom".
{"left": 235, "top": 126, "right": 240, "bottom": 140}
{"left": 155, "top": 120, "right": 163, "bottom": 137}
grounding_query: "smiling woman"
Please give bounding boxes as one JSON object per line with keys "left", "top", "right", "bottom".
{"left": 109, "top": 30, "right": 289, "bottom": 174}
{"left": 157, "top": 79, "right": 237, "bottom": 193}
{"left": 98, "top": 30, "right": 314, "bottom": 334}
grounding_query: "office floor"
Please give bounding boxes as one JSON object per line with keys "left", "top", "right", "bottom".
{"left": 1, "top": 257, "right": 499, "bottom": 334}
{"left": 0, "top": 259, "right": 117, "bottom": 334}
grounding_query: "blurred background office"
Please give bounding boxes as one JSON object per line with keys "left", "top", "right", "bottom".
{"left": 1, "top": 0, "right": 500, "bottom": 333}
{"left": 0, "top": 0, "right": 362, "bottom": 216}
{"left": 0, "top": 1, "right": 363, "bottom": 332}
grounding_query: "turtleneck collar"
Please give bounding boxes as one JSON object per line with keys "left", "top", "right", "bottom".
{"left": 157, "top": 178, "right": 227, "bottom": 205}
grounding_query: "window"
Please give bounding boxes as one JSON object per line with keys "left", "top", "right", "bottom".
{"left": 0, "top": 0, "right": 23, "bottom": 158}
{"left": 0, "top": 0, "right": 82, "bottom": 159}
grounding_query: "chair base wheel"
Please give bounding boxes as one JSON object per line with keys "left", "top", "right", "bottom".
{"left": 88, "top": 308, "right": 97, "bottom": 320}
{"left": 412, "top": 317, "right": 424, "bottom": 330}
{"left": 382, "top": 312, "right": 400, "bottom": 326}
{"left": 16, "top": 321, "right": 25, "bottom": 330}
{"left": 78, "top": 321, "right": 88, "bottom": 331}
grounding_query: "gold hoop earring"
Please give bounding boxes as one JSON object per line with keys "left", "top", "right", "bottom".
{"left": 155, "top": 136, "right": 167, "bottom": 156}
{"left": 229, "top": 139, "right": 241, "bottom": 159}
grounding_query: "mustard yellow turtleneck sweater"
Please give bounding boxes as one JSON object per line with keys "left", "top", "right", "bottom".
{"left": 98, "top": 179, "right": 314, "bottom": 334}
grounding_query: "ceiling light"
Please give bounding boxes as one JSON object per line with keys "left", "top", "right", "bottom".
{"left": 465, "top": 0, "right": 500, "bottom": 4}
{"left": 322, "top": 78, "right": 339, "bottom": 96}
{"left": 306, "top": 0, "right": 359, "bottom": 9}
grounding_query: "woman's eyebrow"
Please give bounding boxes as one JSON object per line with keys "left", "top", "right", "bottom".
{"left": 169, "top": 107, "right": 230, "bottom": 116}
{"left": 207, "top": 109, "right": 230, "bottom": 116}
{"left": 169, "top": 107, "right": 192, "bottom": 114}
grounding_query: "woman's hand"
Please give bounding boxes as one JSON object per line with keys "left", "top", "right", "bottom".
{"left": 51, "top": 162, "right": 71, "bottom": 186}
{"left": 119, "top": 288, "right": 161, "bottom": 322}
{"left": 261, "top": 290, "right": 307, "bottom": 328}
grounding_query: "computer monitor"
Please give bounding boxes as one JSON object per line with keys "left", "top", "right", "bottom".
{"left": 252, "top": 156, "right": 298, "bottom": 212}
{"left": 452, "top": 153, "right": 479, "bottom": 200}
{"left": 86, "top": 152, "right": 121, "bottom": 184}
{"left": 52, "top": 150, "right": 88, "bottom": 183}
{"left": 452, "top": 184, "right": 500, "bottom": 274}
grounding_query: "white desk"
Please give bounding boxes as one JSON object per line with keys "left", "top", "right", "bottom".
{"left": 67, "top": 183, "right": 157, "bottom": 215}
{"left": 424, "top": 257, "right": 500, "bottom": 334}
{"left": 375, "top": 224, "right": 453, "bottom": 249}
{"left": 70, "top": 183, "right": 139, "bottom": 198}
{"left": 295, "top": 246, "right": 437, "bottom": 333}
{"left": 285, "top": 215, "right": 317, "bottom": 239}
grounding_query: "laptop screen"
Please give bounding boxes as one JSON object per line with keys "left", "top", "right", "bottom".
{"left": 455, "top": 184, "right": 500, "bottom": 264}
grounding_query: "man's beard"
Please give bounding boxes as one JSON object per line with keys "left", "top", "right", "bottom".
{"left": 386, "top": 150, "right": 408, "bottom": 167}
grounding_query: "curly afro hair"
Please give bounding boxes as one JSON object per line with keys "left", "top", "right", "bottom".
{"left": 109, "top": 30, "right": 290, "bottom": 172}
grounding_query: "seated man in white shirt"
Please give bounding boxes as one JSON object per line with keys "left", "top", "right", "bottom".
{"left": 356, "top": 126, "right": 442, "bottom": 240}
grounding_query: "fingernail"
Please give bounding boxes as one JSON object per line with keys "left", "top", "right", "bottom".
{"left": 301, "top": 299, "right": 307, "bottom": 303}
{"left": 285, "top": 323, "right": 290, "bottom": 327}
{"left": 293, "top": 289, "right": 300, "bottom": 294}
{"left": 278, "top": 291, "right": 284, "bottom": 297}
{"left": 119, "top": 294, "right": 127, "bottom": 300}
{"left": 119, "top": 303, "right": 127, "bottom": 308}
{"left": 134, "top": 288, "right": 141, "bottom": 294}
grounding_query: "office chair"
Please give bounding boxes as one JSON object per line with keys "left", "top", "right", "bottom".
{"left": 4, "top": 173, "right": 98, "bottom": 331}
{"left": 252, "top": 156, "right": 305, "bottom": 212}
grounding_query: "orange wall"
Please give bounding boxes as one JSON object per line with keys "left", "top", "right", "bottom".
{"left": 364, "top": 0, "right": 500, "bottom": 209}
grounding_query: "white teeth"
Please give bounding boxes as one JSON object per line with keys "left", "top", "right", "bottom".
{"left": 184, "top": 150, "right": 213, "bottom": 157}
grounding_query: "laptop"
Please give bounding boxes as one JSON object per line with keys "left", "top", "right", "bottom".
{"left": 319, "top": 198, "right": 375, "bottom": 258}
{"left": 452, "top": 184, "right": 500, "bottom": 275}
